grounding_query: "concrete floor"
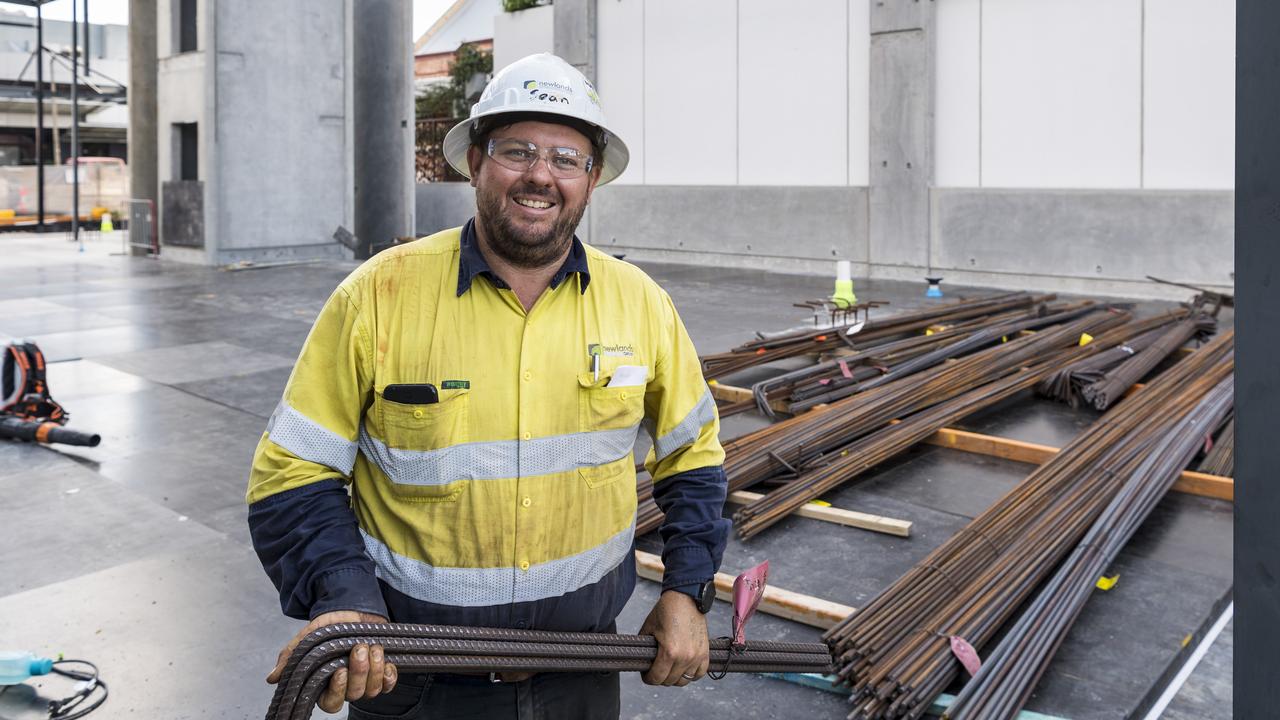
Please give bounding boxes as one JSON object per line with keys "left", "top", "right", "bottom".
{"left": 0, "top": 232, "right": 1231, "bottom": 719}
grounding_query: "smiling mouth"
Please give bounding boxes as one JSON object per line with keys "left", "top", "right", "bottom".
{"left": 514, "top": 197, "right": 555, "bottom": 210}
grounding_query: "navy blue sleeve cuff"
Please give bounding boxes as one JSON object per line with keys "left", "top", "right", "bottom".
{"left": 309, "top": 567, "right": 389, "bottom": 620}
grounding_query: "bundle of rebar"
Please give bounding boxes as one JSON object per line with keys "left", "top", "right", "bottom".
{"left": 1198, "top": 416, "right": 1235, "bottom": 477}
{"left": 747, "top": 302, "right": 1071, "bottom": 417}
{"left": 722, "top": 308, "right": 1129, "bottom": 497}
{"left": 700, "top": 293, "right": 1042, "bottom": 380}
{"left": 1077, "top": 312, "right": 1215, "bottom": 410}
{"left": 264, "top": 622, "right": 833, "bottom": 720}
{"left": 1034, "top": 309, "right": 1191, "bottom": 406}
{"left": 821, "top": 330, "right": 1235, "bottom": 720}
{"left": 943, "top": 372, "right": 1233, "bottom": 719}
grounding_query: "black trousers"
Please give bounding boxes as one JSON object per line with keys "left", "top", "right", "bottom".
{"left": 347, "top": 670, "right": 621, "bottom": 720}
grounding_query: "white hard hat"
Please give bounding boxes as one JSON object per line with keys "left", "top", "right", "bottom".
{"left": 442, "top": 53, "right": 630, "bottom": 185}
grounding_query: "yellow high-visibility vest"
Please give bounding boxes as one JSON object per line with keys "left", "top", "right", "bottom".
{"left": 247, "top": 227, "right": 723, "bottom": 608}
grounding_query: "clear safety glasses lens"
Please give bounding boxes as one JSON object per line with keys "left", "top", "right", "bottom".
{"left": 487, "top": 139, "right": 594, "bottom": 179}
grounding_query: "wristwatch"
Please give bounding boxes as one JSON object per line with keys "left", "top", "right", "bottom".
{"left": 675, "top": 581, "right": 715, "bottom": 614}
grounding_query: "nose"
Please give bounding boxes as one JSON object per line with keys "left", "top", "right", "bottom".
{"left": 522, "top": 151, "right": 556, "bottom": 185}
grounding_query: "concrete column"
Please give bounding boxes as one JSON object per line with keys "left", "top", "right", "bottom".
{"left": 353, "top": 0, "right": 415, "bottom": 259}
{"left": 867, "top": 0, "right": 935, "bottom": 276}
{"left": 553, "top": 0, "right": 595, "bottom": 83}
{"left": 128, "top": 0, "right": 158, "bottom": 254}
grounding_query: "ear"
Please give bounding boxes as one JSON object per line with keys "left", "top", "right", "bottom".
{"left": 583, "top": 164, "right": 602, "bottom": 206}
{"left": 466, "top": 145, "right": 483, "bottom": 187}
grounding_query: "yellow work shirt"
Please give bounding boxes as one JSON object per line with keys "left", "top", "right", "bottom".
{"left": 247, "top": 225, "right": 723, "bottom": 613}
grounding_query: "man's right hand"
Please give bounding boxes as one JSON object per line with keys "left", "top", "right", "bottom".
{"left": 266, "top": 610, "right": 398, "bottom": 714}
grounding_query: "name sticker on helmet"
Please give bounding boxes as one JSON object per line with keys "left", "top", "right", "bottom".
{"left": 523, "top": 79, "right": 572, "bottom": 104}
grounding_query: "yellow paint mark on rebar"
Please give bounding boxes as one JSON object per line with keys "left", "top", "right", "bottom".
{"left": 1080, "top": 333, "right": 1094, "bottom": 346}
{"left": 808, "top": 500, "right": 832, "bottom": 507}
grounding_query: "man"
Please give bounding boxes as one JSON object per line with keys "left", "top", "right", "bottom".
{"left": 247, "top": 53, "right": 730, "bottom": 718}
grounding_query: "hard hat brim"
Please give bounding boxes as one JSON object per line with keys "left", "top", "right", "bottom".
{"left": 442, "top": 109, "right": 630, "bottom": 186}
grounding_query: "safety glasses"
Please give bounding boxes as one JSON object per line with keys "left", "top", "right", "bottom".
{"left": 486, "top": 138, "right": 595, "bottom": 179}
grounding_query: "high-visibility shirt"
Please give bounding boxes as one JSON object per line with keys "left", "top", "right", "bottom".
{"left": 246, "top": 222, "right": 726, "bottom": 628}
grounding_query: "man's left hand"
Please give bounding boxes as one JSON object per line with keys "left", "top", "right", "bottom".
{"left": 639, "top": 589, "right": 709, "bottom": 686}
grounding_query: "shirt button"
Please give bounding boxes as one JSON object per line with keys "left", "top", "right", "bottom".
{"left": 523, "top": 370, "right": 532, "bottom": 381}
{"left": 522, "top": 497, "right": 532, "bottom": 508}
{"left": 619, "top": 391, "right": 628, "bottom": 400}
{"left": 522, "top": 431, "right": 531, "bottom": 440}
{"left": 519, "top": 560, "right": 530, "bottom": 572}
{"left": 413, "top": 409, "right": 424, "bottom": 419}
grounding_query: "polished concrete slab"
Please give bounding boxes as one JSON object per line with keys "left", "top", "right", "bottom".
{"left": 0, "top": 232, "right": 1231, "bottom": 719}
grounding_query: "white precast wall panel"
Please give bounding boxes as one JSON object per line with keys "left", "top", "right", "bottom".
{"left": 596, "top": 0, "right": 646, "bottom": 185}
{"left": 738, "top": 0, "right": 847, "bottom": 185}
{"left": 982, "top": 0, "right": 1142, "bottom": 188}
{"left": 644, "top": 0, "right": 737, "bottom": 185}
{"left": 847, "top": 0, "right": 870, "bottom": 186}
{"left": 493, "top": 5, "right": 554, "bottom": 72}
{"left": 934, "top": 0, "right": 980, "bottom": 187}
{"left": 1143, "top": 0, "right": 1235, "bottom": 189}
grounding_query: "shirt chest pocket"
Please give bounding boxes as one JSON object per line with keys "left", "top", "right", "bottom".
{"left": 577, "top": 372, "right": 646, "bottom": 432}
{"left": 376, "top": 389, "right": 470, "bottom": 452}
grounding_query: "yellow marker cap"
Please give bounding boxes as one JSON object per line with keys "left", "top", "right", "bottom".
{"left": 808, "top": 500, "right": 832, "bottom": 507}
{"left": 1079, "top": 333, "right": 1094, "bottom": 346}
{"left": 1095, "top": 574, "right": 1119, "bottom": 590}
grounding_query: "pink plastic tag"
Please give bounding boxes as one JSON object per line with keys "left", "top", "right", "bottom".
{"left": 731, "top": 560, "right": 769, "bottom": 647}
{"left": 950, "top": 636, "right": 982, "bottom": 677}
{"left": 1203, "top": 433, "right": 1213, "bottom": 454}
{"left": 838, "top": 360, "right": 854, "bottom": 379}
{"left": 818, "top": 378, "right": 831, "bottom": 385}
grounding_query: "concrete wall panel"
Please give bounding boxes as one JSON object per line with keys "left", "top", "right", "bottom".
{"left": 870, "top": 0, "right": 930, "bottom": 33}
{"left": 493, "top": 5, "right": 554, "bottom": 71}
{"left": 643, "top": 0, "right": 736, "bottom": 185}
{"left": 1143, "top": 0, "right": 1236, "bottom": 189}
{"left": 738, "top": 0, "right": 847, "bottom": 186}
{"left": 416, "top": 182, "right": 477, "bottom": 236}
{"left": 934, "top": 0, "right": 980, "bottom": 187}
{"left": 982, "top": 0, "right": 1142, "bottom": 188}
{"left": 215, "top": 0, "right": 352, "bottom": 254}
{"left": 848, "top": 0, "right": 870, "bottom": 187}
{"left": 596, "top": 0, "right": 645, "bottom": 185}
{"left": 588, "top": 184, "right": 869, "bottom": 266}
{"left": 933, "top": 188, "right": 1233, "bottom": 292}
{"left": 869, "top": 29, "right": 930, "bottom": 268}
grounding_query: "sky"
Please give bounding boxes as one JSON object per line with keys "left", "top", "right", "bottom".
{"left": 6, "top": 0, "right": 457, "bottom": 42}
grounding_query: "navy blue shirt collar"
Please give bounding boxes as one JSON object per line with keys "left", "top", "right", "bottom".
{"left": 456, "top": 218, "right": 591, "bottom": 297}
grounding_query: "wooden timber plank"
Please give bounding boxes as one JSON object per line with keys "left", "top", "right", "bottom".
{"left": 633, "top": 551, "right": 854, "bottom": 630}
{"left": 925, "top": 427, "right": 1234, "bottom": 501}
{"left": 726, "top": 491, "right": 912, "bottom": 537}
{"left": 711, "top": 383, "right": 1233, "bottom": 501}
{"left": 707, "top": 380, "right": 790, "bottom": 413}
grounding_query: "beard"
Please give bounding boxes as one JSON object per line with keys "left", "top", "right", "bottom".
{"left": 475, "top": 181, "right": 587, "bottom": 269}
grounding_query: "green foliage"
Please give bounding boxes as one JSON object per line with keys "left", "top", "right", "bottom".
{"left": 415, "top": 43, "right": 494, "bottom": 120}
{"left": 502, "top": 0, "right": 543, "bottom": 12}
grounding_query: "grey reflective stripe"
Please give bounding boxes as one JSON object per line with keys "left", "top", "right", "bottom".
{"left": 653, "top": 387, "right": 716, "bottom": 461}
{"left": 358, "top": 424, "right": 640, "bottom": 486}
{"left": 361, "top": 522, "right": 636, "bottom": 607}
{"left": 267, "top": 401, "right": 358, "bottom": 474}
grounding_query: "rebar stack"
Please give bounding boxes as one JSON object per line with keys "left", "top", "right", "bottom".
{"left": 700, "top": 293, "right": 1042, "bottom": 380}
{"left": 722, "top": 309, "right": 1129, "bottom": 496}
{"left": 1198, "top": 416, "right": 1235, "bottom": 476}
{"left": 943, "top": 373, "right": 1234, "bottom": 720}
{"left": 1078, "top": 312, "right": 1215, "bottom": 410}
{"left": 1034, "top": 309, "right": 1191, "bottom": 406}
{"left": 264, "top": 623, "right": 834, "bottom": 720}
{"left": 821, "top": 331, "right": 1235, "bottom": 720}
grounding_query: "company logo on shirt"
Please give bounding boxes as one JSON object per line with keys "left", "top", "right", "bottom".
{"left": 593, "top": 343, "right": 634, "bottom": 358}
